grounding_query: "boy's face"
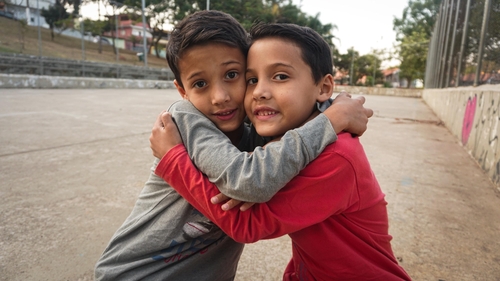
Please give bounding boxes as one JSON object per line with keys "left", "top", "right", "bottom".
{"left": 174, "top": 43, "right": 247, "bottom": 135}
{"left": 244, "top": 37, "right": 331, "bottom": 138}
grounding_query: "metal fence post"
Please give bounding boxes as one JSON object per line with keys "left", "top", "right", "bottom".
{"left": 446, "top": 0, "right": 461, "bottom": 87}
{"left": 456, "top": 0, "right": 472, "bottom": 87}
{"left": 425, "top": 17, "right": 439, "bottom": 88}
{"left": 474, "top": 0, "right": 492, "bottom": 86}
{"left": 435, "top": 0, "right": 448, "bottom": 88}
{"left": 439, "top": 0, "right": 454, "bottom": 88}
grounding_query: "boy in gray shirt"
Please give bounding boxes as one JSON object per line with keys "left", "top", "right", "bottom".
{"left": 95, "top": 10, "right": 372, "bottom": 281}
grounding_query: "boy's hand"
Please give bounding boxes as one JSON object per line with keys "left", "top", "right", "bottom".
{"left": 325, "top": 92, "right": 374, "bottom": 136}
{"left": 211, "top": 193, "right": 255, "bottom": 211}
{"left": 150, "top": 111, "right": 183, "bottom": 159}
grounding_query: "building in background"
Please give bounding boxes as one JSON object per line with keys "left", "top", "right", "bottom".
{"left": 2, "top": 0, "right": 53, "bottom": 28}
{"left": 102, "top": 14, "right": 155, "bottom": 54}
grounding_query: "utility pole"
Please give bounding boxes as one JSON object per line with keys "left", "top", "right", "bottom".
{"left": 80, "top": 16, "right": 85, "bottom": 61}
{"left": 373, "top": 59, "right": 376, "bottom": 87}
{"left": 349, "top": 48, "right": 354, "bottom": 85}
{"left": 36, "top": 0, "right": 42, "bottom": 75}
{"left": 98, "top": 0, "right": 102, "bottom": 54}
{"left": 115, "top": 12, "right": 119, "bottom": 62}
{"left": 141, "top": 0, "right": 148, "bottom": 67}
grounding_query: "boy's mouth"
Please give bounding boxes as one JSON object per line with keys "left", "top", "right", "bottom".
{"left": 255, "top": 110, "right": 277, "bottom": 116}
{"left": 253, "top": 107, "right": 278, "bottom": 120}
{"left": 214, "top": 109, "right": 237, "bottom": 121}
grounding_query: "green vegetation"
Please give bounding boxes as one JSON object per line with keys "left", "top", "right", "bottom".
{"left": 393, "top": 0, "right": 442, "bottom": 86}
{"left": 0, "top": 16, "right": 168, "bottom": 68}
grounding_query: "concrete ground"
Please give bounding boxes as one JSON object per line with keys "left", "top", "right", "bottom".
{"left": 0, "top": 89, "right": 499, "bottom": 281}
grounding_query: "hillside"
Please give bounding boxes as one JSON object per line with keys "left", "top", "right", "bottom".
{"left": 0, "top": 16, "right": 168, "bottom": 69}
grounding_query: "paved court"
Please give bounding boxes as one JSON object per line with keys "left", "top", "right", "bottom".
{"left": 0, "top": 89, "right": 499, "bottom": 280}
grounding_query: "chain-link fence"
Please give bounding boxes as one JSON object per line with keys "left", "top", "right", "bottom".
{"left": 425, "top": 0, "right": 499, "bottom": 88}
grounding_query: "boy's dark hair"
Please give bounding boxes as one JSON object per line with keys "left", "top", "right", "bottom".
{"left": 249, "top": 23, "right": 333, "bottom": 84}
{"left": 166, "top": 10, "right": 250, "bottom": 88}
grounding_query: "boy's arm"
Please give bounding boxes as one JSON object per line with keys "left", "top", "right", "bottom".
{"left": 155, "top": 143, "right": 356, "bottom": 243}
{"left": 154, "top": 94, "right": 370, "bottom": 203}
{"left": 162, "top": 100, "right": 336, "bottom": 203}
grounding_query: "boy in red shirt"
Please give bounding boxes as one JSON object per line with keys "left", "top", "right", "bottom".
{"left": 151, "top": 22, "right": 411, "bottom": 280}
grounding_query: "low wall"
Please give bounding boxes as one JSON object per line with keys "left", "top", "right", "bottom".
{"left": 335, "top": 85, "right": 423, "bottom": 98}
{"left": 0, "top": 74, "right": 174, "bottom": 89}
{"left": 423, "top": 86, "right": 500, "bottom": 189}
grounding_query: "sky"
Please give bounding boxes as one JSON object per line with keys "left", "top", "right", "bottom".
{"left": 292, "top": 0, "right": 408, "bottom": 61}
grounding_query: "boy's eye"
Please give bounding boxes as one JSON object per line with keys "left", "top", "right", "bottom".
{"left": 225, "top": 71, "right": 238, "bottom": 79}
{"left": 247, "top": 78, "right": 258, "bottom": 85}
{"left": 193, "top": 81, "right": 207, "bottom": 88}
{"left": 274, "top": 74, "right": 289, "bottom": 81}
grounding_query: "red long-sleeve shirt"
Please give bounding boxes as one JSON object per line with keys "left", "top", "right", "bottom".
{"left": 156, "top": 133, "right": 411, "bottom": 280}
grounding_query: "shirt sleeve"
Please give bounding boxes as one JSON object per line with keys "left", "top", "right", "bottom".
{"left": 168, "top": 100, "right": 337, "bottom": 203}
{"left": 155, "top": 144, "right": 357, "bottom": 243}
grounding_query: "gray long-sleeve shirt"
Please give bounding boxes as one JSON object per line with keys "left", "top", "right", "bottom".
{"left": 94, "top": 99, "right": 335, "bottom": 281}
{"left": 168, "top": 100, "right": 337, "bottom": 202}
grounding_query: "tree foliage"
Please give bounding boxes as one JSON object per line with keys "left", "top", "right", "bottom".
{"left": 102, "top": 0, "right": 338, "bottom": 58}
{"left": 398, "top": 27, "right": 428, "bottom": 84}
{"left": 335, "top": 48, "right": 383, "bottom": 86}
{"left": 465, "top": 0, "right": 500, "bottom": 73}
{"left": 394, "top": 0, "right": 441, "bottom": 39}
{"left": 393, "top": 0, "right": 442, "bottom": 86}
{"left": 41, "top": 0, "right": 70, "bottom": 40}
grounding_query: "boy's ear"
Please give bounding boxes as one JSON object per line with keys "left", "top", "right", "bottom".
{"left": 174, "top": 79, "right": 188, "bottom": 100}
{"left": 317, "top": 74, "right": 334, "bottom": 102}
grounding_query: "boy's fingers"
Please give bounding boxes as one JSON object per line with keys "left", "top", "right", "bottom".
{"left": 153, "top": 111, "right": 167, "bottom": 130}
{"left": 354, "top": 95, "right": 366, "bottom": 104}
{"left": 153, "top": 112, "right": 163, "bottom": 129}
{"left": 222, "top": 199, "right": 242, "bottom": 211}
{"left": 339, "top": 91, "right": 352, "bottom": 98}
{"left": 365, "top": 108, "right": 374, "bottom": 118}
{"left": 211, "top": 193, "right": 229, "bottom": 204}
{"left": 240, "top": 202, "right": 255, "bottom": 211}
{"left": 160, "top": 112, "right": 173, "bottom": 125}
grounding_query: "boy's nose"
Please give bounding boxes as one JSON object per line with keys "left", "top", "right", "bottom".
{"left": 251, "top": 81, "right": 270, "bottom": 100}
{"left": 211, "top": 85, "right": 230, "bottom": 104}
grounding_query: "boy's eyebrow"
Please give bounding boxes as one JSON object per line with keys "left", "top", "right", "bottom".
{"left": 246, "top": 62, "right": 295, "bottom": 73}
{"left": 221, "top": 60, "right": 243, "bottom": 66}
{"left": 186, "top": 71, "right": 204, "bottom": 81}
{"left": 186, "top": 60, "right": 243, "bottom": 81}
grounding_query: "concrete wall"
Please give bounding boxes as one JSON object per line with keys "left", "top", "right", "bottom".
{"left": 0, "top": 74, "right": 174, "bottom": 89}
{"left": 423, "top": 86, "right": 500, "bottom": 189}
{"left": 336, "top": 84, "right": 499, "bottom": 189}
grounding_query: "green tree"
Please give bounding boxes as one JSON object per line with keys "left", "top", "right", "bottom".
{"left": 177, "top": 0, "right": 338, "bottom": 50}
{"left": 393, "top": 0, "right": 441, "bottom": 86}
{"left": 82, "top": 18, "right": 108, "bottom": 37}
{"left": 336, "top": 49, "right": 359, "bottom": 85}
{"left": 464, "top": 0, "right": 500, "bottom": 76}
{"left": 393, "top": 0, "right": 442, "bottom": 39}
{"left": 398, "top": 27, "right": 428, "bottom": 87}
{"left": 103, "top": 0, "right": 338, "bottom": 59}
{"left": 41, "top": 0, "right": 70, "bottom": 40}
{"left": 357, "top": 53, "right": 383, "bottom": 86}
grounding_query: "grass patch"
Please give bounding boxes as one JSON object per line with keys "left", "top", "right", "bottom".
{"left": 0, "top": 16, "right": 168, "bottom": 69}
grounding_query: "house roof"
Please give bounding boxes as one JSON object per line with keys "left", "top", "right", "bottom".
{"left": 382, "top": 67, "right": 399, "bottom": 77}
